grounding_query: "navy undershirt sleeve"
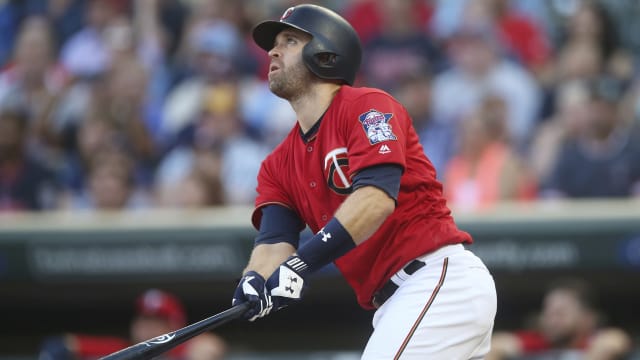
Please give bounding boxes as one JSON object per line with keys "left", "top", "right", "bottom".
{"left": 254, "top": 205, "right": 305, "bottom": 247}
{"left": 352, "top": 164, "right": 403, "bottom": 201}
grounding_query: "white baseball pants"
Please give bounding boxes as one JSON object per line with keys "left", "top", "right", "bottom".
{"left": 361, "top": 244, "right": 497, "bottom": 360}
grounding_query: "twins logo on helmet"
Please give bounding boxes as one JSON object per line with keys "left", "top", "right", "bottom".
{"left": 280, "top": 7, "right": 294, "bottom": 20}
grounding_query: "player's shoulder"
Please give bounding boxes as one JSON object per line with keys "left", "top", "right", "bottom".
{"left": 339, "top": 85, "right": 398, "bottom": 103}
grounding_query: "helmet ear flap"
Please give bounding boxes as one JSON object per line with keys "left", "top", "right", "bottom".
{"left": 313, "top": 52, "right": 339, "bottom": 69}
{"left": 302, "top": 40, "right": 349, "bottom": 84}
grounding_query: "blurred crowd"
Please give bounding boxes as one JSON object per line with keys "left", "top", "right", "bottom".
{"left": 1, "top": 0, "right": 640, "bottom": 213}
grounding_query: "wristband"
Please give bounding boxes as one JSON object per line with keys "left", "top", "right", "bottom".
{"left": 295, "top": 217, "right": 355, "bottom": 273}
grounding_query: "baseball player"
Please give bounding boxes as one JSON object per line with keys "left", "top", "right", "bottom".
{"left": 232, "top": 4, "right": 497, "bottom": 359}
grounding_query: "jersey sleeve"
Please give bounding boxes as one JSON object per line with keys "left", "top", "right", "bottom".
{"left": 251, "top": 153, "right": 295, "bottom": 229}
{"left": 343, "top": 91, "right": 409, "bottom": 176}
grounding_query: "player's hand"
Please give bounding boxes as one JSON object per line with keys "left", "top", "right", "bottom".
{"left": 265, "top": 255, "right": 308, "bottom": 312}
{"left": 232, "top": 271, "right": 273, "bottom": 321}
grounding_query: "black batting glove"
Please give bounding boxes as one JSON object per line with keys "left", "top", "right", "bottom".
{"left": 232, "top": 271, "right": 272, "bottom": 321}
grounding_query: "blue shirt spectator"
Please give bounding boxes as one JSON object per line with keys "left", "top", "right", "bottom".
{"left": 542, "top": 76, "right": 640, "bottom": 198}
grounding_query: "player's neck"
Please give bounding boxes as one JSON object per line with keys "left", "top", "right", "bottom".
{"left": 291, "top": 83, "right": 341, "bottom": 133}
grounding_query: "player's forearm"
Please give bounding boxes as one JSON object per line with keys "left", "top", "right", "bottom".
{"left": 334, "top": 185, "right": 395, "bottom": 245}
{"left": 244, "top": 243, "right": 296, "bottom": 278}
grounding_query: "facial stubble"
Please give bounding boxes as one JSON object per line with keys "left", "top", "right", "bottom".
{"left": 269, "top": 58, "right": 316, "bottom": 101}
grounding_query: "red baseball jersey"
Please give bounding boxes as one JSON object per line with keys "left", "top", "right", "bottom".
{"left": 252, "top": 85, "right": 472, "bottom": 309}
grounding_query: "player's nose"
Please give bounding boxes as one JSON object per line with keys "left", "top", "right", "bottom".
{"left": 268, "top": 49, "right": 280, "bottom": 58}
{"left": 268, "top": 44, "right": 281, "bottom": 58}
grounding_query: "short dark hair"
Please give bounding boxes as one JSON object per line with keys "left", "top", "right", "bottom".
{"left": 546, "top": 277, "right": 598, "bottom": 311}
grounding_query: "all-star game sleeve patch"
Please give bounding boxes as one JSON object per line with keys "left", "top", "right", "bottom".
{"left": 358, "top": 109, "right": 397, "bottom": 145}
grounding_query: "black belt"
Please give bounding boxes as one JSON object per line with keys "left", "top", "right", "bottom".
{"left": 372, "top": 259, "right": 426, "bottom": 308}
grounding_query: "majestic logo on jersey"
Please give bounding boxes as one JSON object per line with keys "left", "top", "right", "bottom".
{"left": 324, "top": 147, "right": 352, "bottom": 195}
{"left": 358, "top": 109, "right": 397, "bottom": 145}
{"left": 378, "top": 144, "right": 391, "bottom": 154}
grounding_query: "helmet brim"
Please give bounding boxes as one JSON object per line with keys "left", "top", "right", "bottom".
{"left": 252, "top": 20, "right": 312, "bottom": 52}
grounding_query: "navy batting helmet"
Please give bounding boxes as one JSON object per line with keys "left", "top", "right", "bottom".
{"left": 252, "top": 4, "right": 362, "bottom": 85}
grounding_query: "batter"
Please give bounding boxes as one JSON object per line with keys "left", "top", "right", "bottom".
{"left": 232, "top": 4, "right": 497, "bottom": 359}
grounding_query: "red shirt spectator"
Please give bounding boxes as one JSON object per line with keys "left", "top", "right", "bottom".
{"left": 39, "top": 289, "right": 189, "bottom": 360}
{"left": 343, "top": 0, "right": 433, "bottom": 45}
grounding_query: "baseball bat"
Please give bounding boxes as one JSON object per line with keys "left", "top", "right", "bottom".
{"left": 99, "top": 302, "right": 250, "bottom": 360}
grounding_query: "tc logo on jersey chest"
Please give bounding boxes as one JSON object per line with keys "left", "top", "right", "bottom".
{"left": 324, "top": 147, "right": 352, "bottom": 195}
{"left": 359, "top": 109, "right": 397, "bottom": 145}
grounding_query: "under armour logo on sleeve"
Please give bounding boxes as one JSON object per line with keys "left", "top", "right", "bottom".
{"left": 320, "top": 229, "right": 332, "bottom": 242}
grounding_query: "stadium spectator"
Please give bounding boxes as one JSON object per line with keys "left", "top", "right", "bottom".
{"left": 157, "top": 169, "right": 224, "bottom": 208}
{"left": 53, "top": 53, "right": 159, "bottom": 190}
{"left": 358, "top": 0, "right": 444, "bottom": 90}
{"left": 542, "top": 76, "right": 640, "bottom": 198}
{"left": 58, "top": 0, "right": 123, "bottom": 79}
{"left": 100, "top": 55, "right": 157, "bottom": 168}
{"left": 56, "top": 110, "right": 117, "bottom": 194}
{"left": 487, "top": 278, "right": 632, "bottom": 360}
{"left": 131, "top": 0, "right": 190, "bottom": 144}
{"left": 161, "top": 18, "right": 242, "bottom": 143}
{"left": 0, "top": 109, "right": 57, "bottom": 211}
{"left": 535, "top": 35, "right": 603, "bottom": 125}
{"left": 392, "top": 71, "right": 455, "bottom": 178}
{"left": 443, "top": 95, "right": 537, "bottom": 211}
{"left": 154, "top": 139, "right": 225, "bottom": 208}
{"left": 157, "top": 82, "right": 268, "bottom": 205}
{"left": 529, "top": 80, "right": 590, "bottom": 182}
{"left": 132, "top": 0, "right": 189, "bottom": 65}
{"left": 0, "top": 16, "right": 68, "bottom": 153}
{"left": 431, "top": 23, "right": 541, "bottom": 152}
{"left": 461, "top": 0, "right": 551, "bottom": 71}
{"left": 44, "top": 66, "right": 157, "bottom": 202}
{"left": 343, "top": 0, "right": 434, "bottom": 46}
{"left": 38, "top": 289, "right": 229, "bottom": 360}
{"left": 24, "top": 0, "right": 86, "bottom": 49}
{"left": 555, "top": 40, "right": 604, "bottom": 85}
{"left": 58, "top": 146, "right": 151, "bottom": 210}
{"left": 557, "top": 0, "right": 634, "bottom": 85}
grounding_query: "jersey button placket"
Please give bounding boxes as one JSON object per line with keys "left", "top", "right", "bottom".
{"left": 307, "top": 146, "right": 313, "bottom": 152}
{"left": 310, "top": 181, "right": 317, "bottom": 188}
